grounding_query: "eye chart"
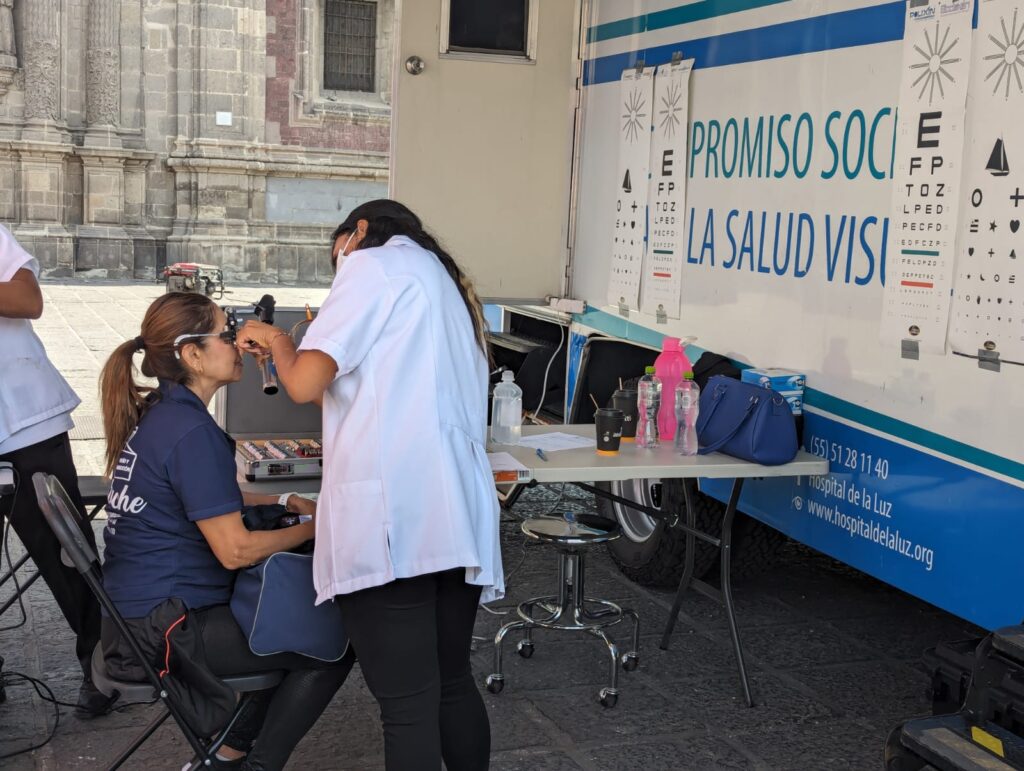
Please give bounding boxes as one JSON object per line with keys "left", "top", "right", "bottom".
{"left": 607, "top": 66, "right": 655, "bottom": 312}
{"left": 949, "top": 0, "right": 1024, "bottom": 365}
{"left": 880, "top": 0, "right": 973, "bottom": 354}
{"left": 640, "top": 59, "right": 694, "bottom": 320}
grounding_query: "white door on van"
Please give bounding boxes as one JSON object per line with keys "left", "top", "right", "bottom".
{"left": 390, "top": 0, "right": 580, "bottom": 300}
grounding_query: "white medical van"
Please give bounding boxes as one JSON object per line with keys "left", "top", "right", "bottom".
{"left": 389, "top": 0, "right": 1024, "bottom": 632}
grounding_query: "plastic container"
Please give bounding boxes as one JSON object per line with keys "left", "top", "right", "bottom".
{"left": 674, "top": 375, "right": 700, "bottom": 456}
{"left": 636, "top": 366, "right": 662, "bottom": 448}
{"left": 490, "top": 371, "right": 522, "bottom": 445}
{"left": 654, "top": 337, "right": 692, "bottom": 441}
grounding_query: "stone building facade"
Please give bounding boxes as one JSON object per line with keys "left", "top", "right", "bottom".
{"left": 0, "top": 0, "right": 391, "bottom": 283}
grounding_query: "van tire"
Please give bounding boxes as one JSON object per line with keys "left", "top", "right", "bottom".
{"left": 596, "top": 479, "right": 720, "bottom": 587}
{"left": 596, "top": 479, "right": 785, "bottom": 586}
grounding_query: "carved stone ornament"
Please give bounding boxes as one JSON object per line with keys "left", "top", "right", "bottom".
{"left": 0, "top": 0, "right": 14, "bottom": 55}
{"left": 24, "top": 42, "right": 59, "bottom": 120}
{"left": 87, "top": 48, "right": 121, "bottom": 126}
{"left": 0, "top": 0, "right": 17, "bottom": 97}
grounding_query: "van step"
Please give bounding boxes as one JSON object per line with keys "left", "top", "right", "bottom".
{"left": 993, "top": 626, "right": 1024, "bottom": 663}
{"left": 486, "top": 331, "right": 547, "bottom": 355}
{"left": 902, "top": 715, "right": 1022, "bottom": 770}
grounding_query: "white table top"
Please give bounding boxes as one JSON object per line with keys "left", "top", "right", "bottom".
{"left": 239, "top": 424, "right": 828, "bottom": 495}
{"left": 490, "top": 424, "right": 828, "bottom": 484}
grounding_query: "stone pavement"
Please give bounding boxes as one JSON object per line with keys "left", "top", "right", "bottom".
{"left": 1, "top": 281, "right": 984, "bottom": 769}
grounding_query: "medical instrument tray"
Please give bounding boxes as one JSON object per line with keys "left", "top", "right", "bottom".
{"left": 236, "top": 439, "right": 323, "bottom": 482}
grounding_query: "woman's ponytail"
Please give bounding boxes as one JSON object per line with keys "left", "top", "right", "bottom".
{"left": 100, "top": 340, "right": 153, "bottom": 478}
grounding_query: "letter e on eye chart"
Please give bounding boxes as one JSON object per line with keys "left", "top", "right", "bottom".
{"left": 641, "top": 60, "right": 694, "bottom": 320}
{"left": 880, "top": 0, "right": 973, "bottom": 353}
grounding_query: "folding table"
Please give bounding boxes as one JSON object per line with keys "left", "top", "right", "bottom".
{"left": 491, "top": 425, "right": 829, "bottom": 707}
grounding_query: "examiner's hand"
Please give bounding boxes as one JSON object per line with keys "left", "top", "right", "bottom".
{"left": 237, "top": 320, "right": 286, "bottom": 355}
{"left": 286, "top": 494, "right": 317, "bottom": 520}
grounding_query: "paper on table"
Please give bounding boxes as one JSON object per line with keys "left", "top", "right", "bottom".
{"left": 487, "top": 452, "right": 532, "bottom": 483}
{"left": 518, "top": 432, "right": 596, "bottom": 452}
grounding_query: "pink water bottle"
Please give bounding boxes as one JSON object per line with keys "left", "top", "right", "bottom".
{"left": 654, "top": 337, "right": 692, "bottom": 441}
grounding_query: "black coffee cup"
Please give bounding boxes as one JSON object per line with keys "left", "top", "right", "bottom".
{"left": 611, "top": 389, "right": 638, "bottom": 441}
{"left": 594, "top": 408, "right": 625, "bottom": 455}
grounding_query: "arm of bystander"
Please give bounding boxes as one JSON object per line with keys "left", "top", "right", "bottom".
{"left": 0, "top": 267, "right": 44, "bottom": 320}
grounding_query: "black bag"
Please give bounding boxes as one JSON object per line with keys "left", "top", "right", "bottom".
{"left": 241, "top": 503, "right": 289, "bottom": 531}
{"left": 692, "top": 352, "right": 740, "bottom": 391}
{"left": 101, "top": 598, "right": 236, "bottom": 737}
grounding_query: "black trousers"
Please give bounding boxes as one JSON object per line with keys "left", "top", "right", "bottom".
{"left": 193, "top": 604, "right": 355, "bottom": 771}
{"left": 337, "top": 568, "right": 490, "bottom": 771}
{"left": 0, "top": 432, "right": 101, "bottom": 679}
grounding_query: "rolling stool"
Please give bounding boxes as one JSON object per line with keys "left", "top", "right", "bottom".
{"left": 486, "top": 513, "right": 640, "bottom": 707}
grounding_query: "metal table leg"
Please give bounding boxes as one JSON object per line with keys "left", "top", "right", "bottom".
{"left": 719, "top": 479, "right": 753, "bottom": 707}
{"left": 658, "top": 478, "right": 754, "bottom": 707}
{"left": 577, "top": 479, "right": 754, "bottom": 706}
{"left": 660, "top": 478, "right": 698, "bottom": 646}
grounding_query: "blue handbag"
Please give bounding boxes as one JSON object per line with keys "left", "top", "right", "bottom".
{"left": 696, "top": 376, "right": 798, "bottom": 465}
{"left": 230, "top": 551, "right": 349, "bottom": 662}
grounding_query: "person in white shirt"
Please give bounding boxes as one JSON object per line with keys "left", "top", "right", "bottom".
{"left": 0, "top": 224, "right": 108, "bottom": 716}
{"left": 237, "top": 199, "right": 502, "bottom": 771}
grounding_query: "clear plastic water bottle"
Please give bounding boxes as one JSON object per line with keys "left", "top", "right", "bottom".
{"left": 636, "top": 366, "right": 662, "bottom": 448}
{"left": 490, "top": 370, "right": 522, "bottom": 445}
{"left": 674, "top": 374, "right": 700, "bottom": 456}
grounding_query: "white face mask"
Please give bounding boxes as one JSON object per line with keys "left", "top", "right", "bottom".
{"left": 335, "top": 230, "right": 357, "bottom": 267}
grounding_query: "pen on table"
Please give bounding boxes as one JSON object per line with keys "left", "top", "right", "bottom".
{"left": 536, "top": 448, "right": 549, "bottom": 462}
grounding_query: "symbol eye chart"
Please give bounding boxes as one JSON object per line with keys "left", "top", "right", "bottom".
{"left": 640, "top": 60, "right": 694, "bottom": 320}
{"left": 607, "top": 66, "right": 655, "bottom": 311}
{"left": 880, "top": 0, "right": 973, "bottom": 353}
{"left": 950, "top": 0, "right": 1024, "bottom": 364}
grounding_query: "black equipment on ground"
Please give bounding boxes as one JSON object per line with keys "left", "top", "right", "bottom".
{"left": 163, "top": 263, "right": 225, "bottom": 299}
{"left": 886, "top": 626, "right": 1024, "bottom": 769}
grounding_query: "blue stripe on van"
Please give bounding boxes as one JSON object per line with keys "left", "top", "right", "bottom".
{"left": 586, "top": 0, "right": 790, "bottom": 44}
{"left": 572, "top": 307, "right": 1024, "bottom": 483}
{"left": 584, "top": 1, "right": 907, "bottom": 86}
{"left": 804, "top": 389, "right": 1024, "bottom": 483}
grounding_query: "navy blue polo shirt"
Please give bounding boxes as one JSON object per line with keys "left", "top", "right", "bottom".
{"left": 102, "top": 381, "right": 244, "bottom": 619}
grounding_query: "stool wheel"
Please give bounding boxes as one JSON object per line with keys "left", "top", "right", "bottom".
{"left": 485, "top": 675, "right": 504, "bottom": 695}
{"left": 516, "top": 641, "right": 535, "bottom": 659}
{"left": 599, "top": 687, "right": 618, "bottom": 708}
{"left": 621, "top": 653, "right": 639, "bottom": 672}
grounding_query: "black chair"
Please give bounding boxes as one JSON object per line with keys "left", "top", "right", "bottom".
{"left": 0, "top": 474, "right": 107, "bottom": 619}
{"left": 32, "top": 472, "right": 283, "bottom": 770}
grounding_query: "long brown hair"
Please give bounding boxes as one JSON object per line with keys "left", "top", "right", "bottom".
{"left": 332, "top": 199, "right": 490, "bottom": 358}
{"left": 100, "top": 293, "right": 218, "bottom": 477}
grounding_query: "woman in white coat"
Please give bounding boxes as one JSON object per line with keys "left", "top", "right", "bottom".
{"left": 238, "top": 199, "right": 502, "bottom": 770}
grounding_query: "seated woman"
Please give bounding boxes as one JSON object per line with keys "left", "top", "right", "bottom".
{"left": 98, "top": 292, "right": 353, "bottom": 771}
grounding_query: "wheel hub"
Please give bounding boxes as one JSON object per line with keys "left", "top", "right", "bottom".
{"left": 610, "top": 478, "right": 662, "bottom": 543}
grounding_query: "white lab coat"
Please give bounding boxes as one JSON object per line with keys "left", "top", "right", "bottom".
{"left": 299, "top": 235, "right": 504, "bottom": 604}
{"left": 0, "top": 225, "right": 79, "bottom": 454}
